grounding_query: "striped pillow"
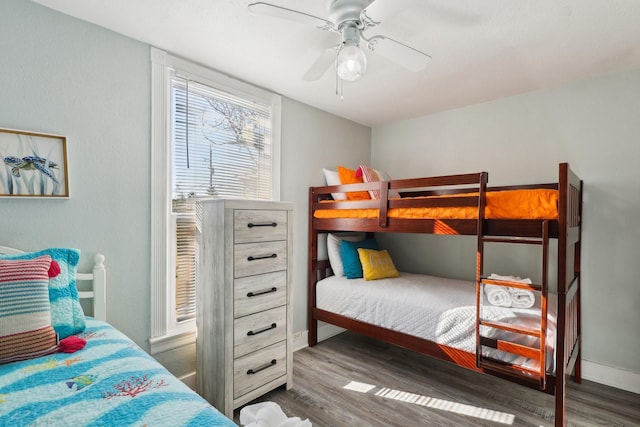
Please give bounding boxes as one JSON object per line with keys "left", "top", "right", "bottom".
{"left": 0, "top": 256, "right": 59, "bottom": 364}
{"left": 359, "top": 165, "right": 401, "bottom": 200}
{"left": 0, "top": 248, "right": 85, "bottom": 338}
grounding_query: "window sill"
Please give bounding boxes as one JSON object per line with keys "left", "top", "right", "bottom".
{"left": 149, "top": 328, "right": 196, "bottom": 355}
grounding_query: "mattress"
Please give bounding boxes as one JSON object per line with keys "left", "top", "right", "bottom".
{"left": 314, "top": 188, "right": 558, "bottom": 220}
{"left": 316, "top": 272, "right": 556, "bottom": 372}
{"left": 0, "top": 318, "right": 235, "bottom": 427}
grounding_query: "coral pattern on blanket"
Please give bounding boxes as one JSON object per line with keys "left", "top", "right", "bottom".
{"left": 102, "top": 375, "right": 168, "bottom": 399}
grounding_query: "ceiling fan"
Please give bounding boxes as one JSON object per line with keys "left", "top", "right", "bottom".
{"left": 248, "top": 0, "right": 432, "bottom": 83}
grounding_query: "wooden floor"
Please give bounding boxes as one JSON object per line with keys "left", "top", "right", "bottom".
{"left": 235, "top": 331, "right": 640, "bottom": 427}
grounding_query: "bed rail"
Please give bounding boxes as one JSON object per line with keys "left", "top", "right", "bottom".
{"left": 0, "top": 247, "right": 107, "bottom": 321}
{"left": 311, "top": 172, "right": 488, "bottom": 234}
{"left": 310, "top": 171, "right": 563, "bottom": 238}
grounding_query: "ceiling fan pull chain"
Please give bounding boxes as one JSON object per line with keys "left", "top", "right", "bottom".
{"left": 336, "top": 74, "right": 344, "bottom": 100}
{"left": 335, "top": 70, "right": 345, "bottom": 100}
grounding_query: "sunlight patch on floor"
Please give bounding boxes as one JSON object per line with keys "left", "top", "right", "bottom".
{"left": 343, "top": 381, "right": 515, "bottom": 425}
{"left": 343, "top": 381, "right": 376, "bottom": 393}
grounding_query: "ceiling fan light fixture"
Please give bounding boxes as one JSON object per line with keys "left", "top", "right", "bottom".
{"left": 336, "top": 42, "right": 367, "bottom": 82}
{"left": 250, "top": 1, "right": 432, "bottom": 86}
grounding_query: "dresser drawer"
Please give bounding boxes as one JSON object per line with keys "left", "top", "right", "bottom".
{"left": 234, "top": 306, "right": 286, "bottom": 358}
{"left": 234, "top": 341, "right": 287, "bottom": 399}
{"left": 234, "top": 210, "right": 288, "bottom": 244}
{"left": 234, "top": 241, "right": 287, "bottom": 278}
{"left": 234, "top": 271, "right": 286, "bottom": 318}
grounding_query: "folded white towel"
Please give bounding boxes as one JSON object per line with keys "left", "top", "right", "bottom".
{"left": 484, "top": 284, "right": 512, "bottom": 307}
{"left": 486, "top": 273, "right": 535, "bottom": 308}
{"left": 509, "top": 287, "right": 535, "bottom": 308}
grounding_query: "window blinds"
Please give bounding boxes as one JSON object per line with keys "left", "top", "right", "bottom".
{"left": 171, "top": 76, "right": 273, "bottom": 200}
{"left": 170, "top": 75, "right": 274, "bottom": 323}
{"left": 173, "top": 198, "right": 197, "bottom": 322}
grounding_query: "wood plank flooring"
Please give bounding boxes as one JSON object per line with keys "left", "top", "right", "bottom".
{"left": 235, "top": 331, "right": 640, "bottom": 427}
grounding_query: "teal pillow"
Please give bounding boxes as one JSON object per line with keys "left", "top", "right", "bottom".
{"left": 340, "top": 238, "right": 379, "bottom": 279}
{"left": 0, "top": 248, "right": 85, "bottom": 338}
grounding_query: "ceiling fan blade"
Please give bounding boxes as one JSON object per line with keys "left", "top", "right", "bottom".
{"left": 302, "top": 47, "right": 338, "bottom": 81}
{"left": 367, "top": 35, "right": 431, "bottom": 72}
{"left": 248, "top": 2, "right": 334, "bottom": 30}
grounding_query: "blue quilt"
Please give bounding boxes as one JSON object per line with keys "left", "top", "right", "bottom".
{"left": 0, "top": 318, "right": 237, "bottom": 426}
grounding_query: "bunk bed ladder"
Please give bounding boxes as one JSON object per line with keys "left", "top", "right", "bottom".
{"left": 475, "top": 221, "right": 550, "bottom": 389}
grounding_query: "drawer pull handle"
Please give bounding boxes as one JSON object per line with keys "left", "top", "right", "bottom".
{"left": 247, "top": 287, "right": 277, "bottom": 297}
{"left": 247, "top": 253, "right": 277, "bottom": 261}
{"left": 247, "top": 323, "right": 277, "bottom": 336}
{"left": 247, "top": 359, "right": 277, "bottom": 375}
{"left": 248, "top": 222, "right": 278, "bottom": 228}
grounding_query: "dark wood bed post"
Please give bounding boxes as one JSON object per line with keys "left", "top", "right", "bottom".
{"left": 554, "top": 163, "right": 569, "bottom": 427}
{"left": 308, "top": 187, "right": 319, "bottom": 347}
{"left": 474, "top": 172, "right": 488, "bottom": 369}
{"left": 554, "top": 163, "right": 583, "bottom": 426}
{"left": 575, "top": 179, "right": 583, "bottom": 383}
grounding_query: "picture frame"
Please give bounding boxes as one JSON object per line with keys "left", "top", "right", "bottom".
{"left": 0, "top": 128, "right": 69, "bottom": 198}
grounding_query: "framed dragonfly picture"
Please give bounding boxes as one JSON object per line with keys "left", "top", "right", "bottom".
{"left": 0, "top": 128, "right": 69, "bottom": 197}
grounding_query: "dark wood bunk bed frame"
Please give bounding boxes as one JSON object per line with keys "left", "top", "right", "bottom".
{"left": 307, "top": 163, "right": 582, "bottom": 426}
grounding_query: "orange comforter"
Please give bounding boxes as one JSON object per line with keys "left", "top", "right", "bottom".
{"left": 314, "top": 189, "right": 558, "bottom": 220}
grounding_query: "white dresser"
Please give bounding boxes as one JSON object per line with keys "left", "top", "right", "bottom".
{"left": 196, "top": 199, "right": 293, "bottom": 418}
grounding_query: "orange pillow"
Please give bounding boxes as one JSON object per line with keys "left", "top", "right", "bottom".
{"left": 337, "top": 166, "right": 370, "bottom": 200}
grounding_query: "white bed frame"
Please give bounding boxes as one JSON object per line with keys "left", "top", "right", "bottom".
{"left": 0, "top": 246, "right": 107, "bottom": 321}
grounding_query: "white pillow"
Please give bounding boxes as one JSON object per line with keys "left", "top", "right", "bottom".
{"left": 327, "top": 232, "right": 365, "bottom": 276}
{"left": 322, "top": 168, "right": 347, "bottom": 201}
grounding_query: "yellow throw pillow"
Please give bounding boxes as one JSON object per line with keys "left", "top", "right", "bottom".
{"left": 357, "top": 248, "right": 400, "bottom": 281}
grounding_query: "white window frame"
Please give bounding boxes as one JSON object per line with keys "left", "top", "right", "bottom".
{"left": 149, "top": 47, "right": 281, "bottom": 354}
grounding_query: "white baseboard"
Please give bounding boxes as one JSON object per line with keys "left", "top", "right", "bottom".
{"left": 292, "top": 330, "right": 308, "bottom": 352}
{"left": 292, "top": 324, "right": 345, "bottom": 353}
{"left": 581, "top": 359, "right": 640, "bottom": 394}
{"left": 292, "top": 330, "right": 639, "bottom": 395}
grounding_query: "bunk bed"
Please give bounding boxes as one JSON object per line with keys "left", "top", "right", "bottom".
{"left": 307, "top": 163, "right": 582, "bottom": 427}
{"left": 0, "top": 246, "right": 235, "bottom": 427}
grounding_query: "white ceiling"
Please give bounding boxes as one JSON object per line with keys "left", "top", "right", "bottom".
{"left": 33, "top": 0, "right": 640, "bottom": 126}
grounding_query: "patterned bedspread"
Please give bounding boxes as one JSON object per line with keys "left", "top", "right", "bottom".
{"left": 0, "top": 318, "right": 236, "bottom": 427}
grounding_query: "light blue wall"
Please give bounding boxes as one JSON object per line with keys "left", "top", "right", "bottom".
{"left": 1, "top": 0, "right": 151, "bottom": 346}
{"left": 0, "top": 0, "right": 371, "bottom": 355}
{"left": 280, "top": 98, "right": 371, "bottom": 333}
{"left": 372, "top": 69, "right": 640, "bottom": 382}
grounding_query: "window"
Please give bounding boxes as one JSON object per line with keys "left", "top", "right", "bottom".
{"left": 150, "top": 48, "right": 281, "bottom": 353}
{"left": 172, "top": 78, "right": 274, "bottom": 200}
